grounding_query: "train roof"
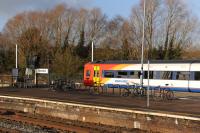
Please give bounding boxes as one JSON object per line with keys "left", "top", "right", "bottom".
{"left": 90, "top": 60, "right": 200, "bottom": 64}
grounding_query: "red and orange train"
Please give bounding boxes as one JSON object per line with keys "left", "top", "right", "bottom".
{"left": 83, "top": 60, "right": 200, "bottom": 92}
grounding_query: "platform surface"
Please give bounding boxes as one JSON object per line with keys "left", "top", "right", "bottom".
{"left": 0, "top": 87, "right": 199, "bottom": 116}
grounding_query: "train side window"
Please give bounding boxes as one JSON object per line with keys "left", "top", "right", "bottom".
{"left": 129, "top": 71, "right": 134, "bottom": 78}
{"left": 144, "top": 71, "right": 148, "bottom": 79}
{"left": 172, "top": 72, "right": 177, "bottom": 80}
{"left": 153, "top": 71, "right": 160, "bottom": 79}
{"left": 190, "top": 72, "right": 194, "bottom": 80}
{"left": 145, "top": 71, "right": 153, "bottom": 79}
{"left": 104, "top": 71, "right": 115, "bottom": 78}
{"left": 130, "top": 71, "right": 134, "bottom": 76}
{"left": 176, "top": 71, "right": 189, "bottom": 80}
{"left": 117, "top": 71, "right": 128, "bottom": 78}
{"left": 150, "top": 71, "right": 154, "bottom": 79}
{"left": 160, "top": 71, "right": 173, "bottom": 80}
{"left": 86, "top": 70, "right": 90, "bottom": 77}
{"left": 194, "top": 72, "right": 200, "bottom": 80}
{"left": 142, "top": 71, "right": 153, "bottom": 79}
{"left": 129, "top": 71, "right": 140, "bottom": 79}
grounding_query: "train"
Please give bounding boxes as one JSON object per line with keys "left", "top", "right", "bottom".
{"left": 83, "top": 60, "right": 200, "bottom": 93}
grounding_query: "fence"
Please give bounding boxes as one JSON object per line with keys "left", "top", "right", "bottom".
{"left": 0, "top": 75, "right": 35, "bottom": 88}
{"left": 0, "top": 75, "right": 13, "bottom": 88}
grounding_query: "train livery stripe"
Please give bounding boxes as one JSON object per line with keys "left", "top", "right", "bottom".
{"left": 101, "top": 78, "right": 110, "bottom": 84}
{"left": 100, "top": 77, "right": 200, "bottom": 93}
{"left": 112, "top": 64, "right": 131, "bottom": 70}
{"left": 100, "top": 64, "right": 131, "bottom": 84}
{"left": 102, "top": 84, "right": 200, "bottom": 93}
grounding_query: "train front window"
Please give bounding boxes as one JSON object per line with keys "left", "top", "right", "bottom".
{"left": 86, "top": 70, "right": 90, "bottom": 77}
{"left": 94, "top": 71, "right": 100, "bottom": 78}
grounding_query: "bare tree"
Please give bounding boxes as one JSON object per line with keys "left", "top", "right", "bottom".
{"left": 160, "top": 0, "right": 196, "bottom": 59}
{"left": 1, "top": 1, "right": 199, "bottom": 76}
{"left": 129, "top": 0, "right": 197, "bottom": 60}
{"left": 87, "top": 8, "right": 107, "bottom": 44}
{"left": 62, "top": 7, "right": 76, "bottom": 50}
{"left": 129, "top": 0, "right": 161, "bottom": 59}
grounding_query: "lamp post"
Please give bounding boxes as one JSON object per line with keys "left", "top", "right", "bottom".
{"left": 16, "top": 44, "right": 18, "bottom": 69}
{"left": 91, "top": 41, "right": 94, "bottom": 62}
{"left": 147, "top": 60, "right": 150, "bottom": 107}
{"left": 13, "top": 44, "right": 18, "bottom": 85}
{"left": 140, "top": 0, "right": 146, "bottom": 88}
{"left": 48, "top": 56, "right": 50, "bottom": 87}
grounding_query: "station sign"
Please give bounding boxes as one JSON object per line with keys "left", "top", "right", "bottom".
{"left": 12, "top": 68, "right": 18, "bottom": 77}
{"left": 25, "top": 68, "right": 33, "bottom": 75}
{"left": 36, "top": 68, "right": 48, "bottom": 74}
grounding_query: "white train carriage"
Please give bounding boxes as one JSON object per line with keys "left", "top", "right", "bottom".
{"left": 85, "top": 60, "right": 200, "bottom": 93}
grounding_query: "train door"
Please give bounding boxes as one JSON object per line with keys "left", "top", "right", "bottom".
{"left": 93, "top": 66, "right": 100, "bottom": 86}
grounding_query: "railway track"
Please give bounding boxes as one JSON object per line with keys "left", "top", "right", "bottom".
{"left": 0, "top": 88, "right": 199, "bottom": 133}
{"left": 0, "top": 127, "right": 20, "bottom": 133}
{"left": 0, "top": 109, "right": 91, "bottom": 133}
{"left": 0, "top": 108, "right": 147, "bottom": 133}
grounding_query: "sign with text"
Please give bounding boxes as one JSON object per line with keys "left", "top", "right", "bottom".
{"left": 36, "top": 68, "right": 48, "bottom": 74}
{"left": 25, "top": 68, "right": 33, "bottom": 75}
{"left": 12, "top": 68, "right": 18, "bottom": 77}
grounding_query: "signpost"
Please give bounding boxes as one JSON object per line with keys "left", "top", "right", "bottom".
{"left": 35, "top": 68, "right": 48, "bottom": 74}
{"left": 12, "top": 44, "right": 18, "bottom": 86}
{"left": 34, "top": 68, "right": 49, "bottom": 86}
{"left": 25, "top": 68, "right": 32, "bottom": 77}
{"left": 12, "top": 68, "right": 18, "bottom": 77}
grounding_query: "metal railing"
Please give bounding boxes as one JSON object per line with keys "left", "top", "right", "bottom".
{"left": 86, "top": 82, "right": 175, "bottom": 100}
